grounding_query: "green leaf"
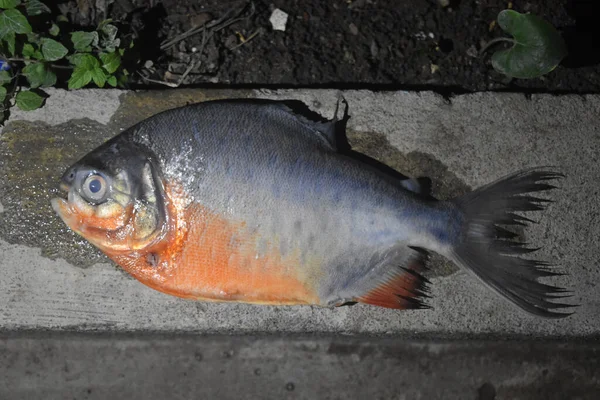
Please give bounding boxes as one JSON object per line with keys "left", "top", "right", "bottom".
{"left": 25, "top": 0, "right": 50, "bottom": 15}
{"left": 99, "top": 23, "right": 120, "bottom": 52}
{"left": 71, "top": 31, "right": 98, "bottom": 52}
{"left": 68, "top": 66, "right": 92, "bottom": 89}
{"left": 15, "top": 90, "right": 44, "bottom": 110}
{"left": 97, "top": 18, "right": 113, "bottom": 31}
{"left": 491, "top": 10, "right": 568, "bottom": 79}
{"left": 106, "top": 75, "right": 117, "bottom": 87}
{"left": 73, "top": 53, "right": 99, "bottom": 69}
{"left": 117, "top": 71, "right": 128, "bottom": 87}
{"left": 67, "top": 53, "right": 102, "bottom": 89}
{"left": 55, "top": 14, "right": 68, "bottom": 23}
{"left": 67, "top": 52, "right": 85, "bottom": 65}
{"left": 0, "top": 8, "right": 31, "bottom": 35}
{"left": 0, "top": 0, "right": 20, "bottom": 9}
{"left": 41, "top": 38, "right": 68, "bottom": 61}
{"left": 0, "top": 86, "right": 7, "bottom": 102}
{"left": 25, "top": 31, "right": 40, "bottom": 44}
{"left": 0, "top": 70, "right": 11, "bottom": 84}
{"left": 100, "top": 23, "right": 118, "bottom": 41}
{"left": 90, "top": 67, "right": 106, "bottom": 87}
{"left": 23, "top": 42, "right": 43, "bottom": 60}
{"left": 48, "top": 22, "right": 59, "bottom": 36}
{"left": 22, "top": 42, "right": 34, "bottom": 57}
{"left": 99, "top": 51, "right": 120, "bottom": 74}
{"left": 2, "top": 31, "right": 15, "bottom": 55}
{"left": 23, "top": 62, "right": 56, "bottom": 88}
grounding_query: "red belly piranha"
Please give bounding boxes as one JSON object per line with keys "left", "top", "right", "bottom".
{"left": 51, "top": 99, "right": 574, "bottom": 318}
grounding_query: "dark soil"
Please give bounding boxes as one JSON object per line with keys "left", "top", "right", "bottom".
{"left": 65, "top": 0, "right": 600, "bottom": 93}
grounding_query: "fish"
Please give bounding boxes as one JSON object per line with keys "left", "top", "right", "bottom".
{"left": 51, "top": 99, "right": 574, "bottom": 318}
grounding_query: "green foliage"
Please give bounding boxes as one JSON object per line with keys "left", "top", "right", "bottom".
{"left": 25, "top": 0, "right": 49, "bottom": 16}
{"left": 15, "top": 89, "right": 43, "bottom": 110}
{"left": 71, "top": 31, "right": 98, "bottom": 52}
{"left": 22, "top": 62, "right": 55, "bottom": 87}
{"left": 0, "top": 0, "right": 130, "bottom": 121}
{"left": 0, "top": 8, "right": 31, "bottom": 35}
{"left": 488, "top": 10, "right": 568, "bottom": 79}
{"left": 0, "top": 1, "right": 21, "bottom": 9}
{"left": 0, "top": 70, "right": 11, "bottom": 83}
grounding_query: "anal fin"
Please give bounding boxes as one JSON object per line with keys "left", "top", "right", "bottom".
{"left": 357, "top": 251, "right": 431, "bottom": 310}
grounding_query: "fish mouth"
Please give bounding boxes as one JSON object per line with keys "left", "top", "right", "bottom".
{"left": 51, "top": 183, "right": 73, "bottom": 222}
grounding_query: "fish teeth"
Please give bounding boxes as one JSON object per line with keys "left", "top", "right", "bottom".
{"left": 113, "top": 172, "right": 131, "bottom": 195}
{"left": 132, "top": 206, "right": 158, "bottom": 240}
{"left": 112, "top": 192, "right": 131, "bottom": 207}
{"left": 69, "top": 190, "right": 94, "bottom": 217}
{"left": 95, "top": 200, "right": 124, "bottom": 219}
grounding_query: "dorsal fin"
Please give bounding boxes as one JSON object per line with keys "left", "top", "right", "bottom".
{"left": 282, "top": 96, "right": 348, "bottom": 151}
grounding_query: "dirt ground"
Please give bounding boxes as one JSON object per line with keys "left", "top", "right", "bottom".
{"left": 62, "top": 0, "right": 600, "bottom": 93}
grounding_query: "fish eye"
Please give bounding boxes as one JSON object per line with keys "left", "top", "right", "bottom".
{"left": 82, "top": 173, "right": 108, "bottom": 203}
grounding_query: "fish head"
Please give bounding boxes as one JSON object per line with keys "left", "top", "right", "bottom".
{"left": 51, "top": 141, "right": 171, "bottom": 261}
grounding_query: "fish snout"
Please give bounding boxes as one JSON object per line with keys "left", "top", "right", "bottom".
{"left": 60, "top": 166, "right": 78, "bottom": 188}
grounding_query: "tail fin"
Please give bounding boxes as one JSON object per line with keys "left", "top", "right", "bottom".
{"left": 450, "top": 168, "right": 575, "bottom": 318}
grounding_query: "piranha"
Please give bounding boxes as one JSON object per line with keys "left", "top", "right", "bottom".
{"left": 51, "top": 99, "right": 574, "bottom": 318}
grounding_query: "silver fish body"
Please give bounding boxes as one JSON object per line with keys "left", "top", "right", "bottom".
{"left": 53, "top": 100, "right": 574, "bottom": 317}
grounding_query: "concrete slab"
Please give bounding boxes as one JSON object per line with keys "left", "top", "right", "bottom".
{"left": 1, "top": 333, "right": 599, "bottom": 400}
{"left": 0, "top": 88, "right": 598, "bottom": 337}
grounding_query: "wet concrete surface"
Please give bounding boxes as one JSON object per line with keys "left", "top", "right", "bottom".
{"left": 1, "top": 333, "right": 598, "bottom": 400}
{"left": 0, "top": 120, "right": 113, "bottom": 267}
{"left": 0, "top": 88, "right": 598, "bottom": 337}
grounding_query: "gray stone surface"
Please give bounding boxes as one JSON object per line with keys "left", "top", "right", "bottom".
{"left": 1, "top": 333, "right": 598, "bottom": 400}
{"left": 0, "top": 88, "right": 598, "bottom": 336}
{"left": 6, "top": 88, "right": 125, "bottom": 126}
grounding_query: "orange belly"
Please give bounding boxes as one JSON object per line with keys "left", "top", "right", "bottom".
{"left": 106, "top": 181, "right": 321, "bottom": 305}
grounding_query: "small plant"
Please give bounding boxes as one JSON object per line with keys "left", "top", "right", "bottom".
{"left": 0, "top": 0, "right": 130, "bottom": 121}
{"left": 482, "top": 10, "right": 568, "bottom": 79}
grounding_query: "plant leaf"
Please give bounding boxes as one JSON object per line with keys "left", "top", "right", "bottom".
{"left": 99, "top": 23, "right": 120, "bottom": 52}
{"left": 23, "top": 42, "right": 43, "bottom": 60}
{"left": 491, "top": 10, "right": 568, "bottom": 79}
{"left": 97, "top": 18, "right": 113, "bottom": 31}
{"left": 15, "top": 90, "right": 44, "bottom": 110}
{"left": 25, "top": 31, "right": 40, "bottom": 44}
{"left": 41, "top": 38, "right": 68, "bottom": 61}
{"left": 71, "top": 31, "right": 98, "bottom": 52}
{"left": 0, "top": 85, "right": 7, "bottom": 102}
{"left": 67, "top": 53, "right": 100, "bottom": 71}
{"left": 0, "top": 0, "right": 20, "bottom": 9}
{"left": 78, "top": 53, "right": 99, "bottom": 69}
{"left": 99, "top": 51, "right": 120, "bottom": 74}
{"left": 23, "top": 62, "right": 56, "bottom": 88}
{"left": 0, "top": 8, "right": 32, "bottom": 35}
{"left": 106, "top": 75, "right": 117, "bottom": 87}
{"left": 2, "top": 30, "right": 15, "bottom": 55}
{"left": 22, "top": 42, "right": 34, "bottom": 57}
{"left": 67, "top": 53, "right": 85, "bottom": 65}
{"left": 100, "top": 23, "right": 117, "bottom": 41}
{"left": 90, "top": 66, "right": 106, "bottom": 87}
{"left": 0, "top": 70, "right": 11, "bottom": 84}
{"left": 25, "top": 0, "right": 50, "bottom": 15}
{"left": 68, "top": 66, "right": 92, "bottom": 89}
{"left": 48, "top": 22, "right": 59, "bottom": 36}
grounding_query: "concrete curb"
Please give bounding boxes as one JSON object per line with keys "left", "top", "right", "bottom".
{"left": 0, "top": 89, "right": 598, "bottom": 337}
